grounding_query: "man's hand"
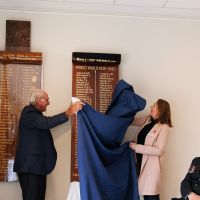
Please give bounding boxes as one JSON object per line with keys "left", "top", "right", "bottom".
{"left": 65, "top": 101, "right": 84, "bottom": 118}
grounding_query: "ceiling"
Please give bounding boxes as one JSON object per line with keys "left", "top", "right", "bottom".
{"left": 0, "top": 0, "right": 200, "bottom": 19}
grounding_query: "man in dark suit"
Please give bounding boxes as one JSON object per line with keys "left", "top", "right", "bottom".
{"left": 172, "top": 157, "right": 200, "bottom": 200}
{"left": 13, "top": 89, "right": 84, "bottom": 200}
{"left": 181, "top": 157, "right": 200, "bottom": 200}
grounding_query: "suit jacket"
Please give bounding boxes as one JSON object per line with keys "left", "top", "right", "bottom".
{"left": 133, "top": 116, "right": 170, "bottom": 195}
{"left": 14, "top": 104, "right": 68, "bottom": 175}
{"left": 181, "top": 157, "right": 200, "bottom": 198}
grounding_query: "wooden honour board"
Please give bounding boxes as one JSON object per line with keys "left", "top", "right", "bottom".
{"left": 71, "top": 52, "right": 120, "bottom": 181}
{"left": 0, "top": 51, "right": 42, "bottom": 182}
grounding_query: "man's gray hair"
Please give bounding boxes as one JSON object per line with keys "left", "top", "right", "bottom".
{"left": 30, "top": 89, "right": 46, "bottom": 106}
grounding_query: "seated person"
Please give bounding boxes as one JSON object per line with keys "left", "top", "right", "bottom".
{"left": 172, "top": 157, "right": 200, "bottom": 200}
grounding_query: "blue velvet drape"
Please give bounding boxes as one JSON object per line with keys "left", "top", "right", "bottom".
{"left": 77, "top": 80, "right": 146, "bottom": 200}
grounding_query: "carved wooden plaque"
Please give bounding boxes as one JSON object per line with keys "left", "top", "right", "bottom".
{"left": 6, "top": 20, "right": 31, "bottom": 52}
{"left": 0, "top": 51, "right": 42, "bottom": 182}
{"left": 71, "top": 52, "right": 120, "bottom": 181}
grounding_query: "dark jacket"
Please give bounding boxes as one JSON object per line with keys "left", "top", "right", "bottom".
{"left": 181, "top": 157, "right": 200, "bottom": 199}
{"left": 13, "top": 104, "right": 68, "bottom": 175}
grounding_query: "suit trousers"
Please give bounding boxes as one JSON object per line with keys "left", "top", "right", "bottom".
{"left": 143, "top": 195, "right": 160, "bottom": 200}
{"left": 18, "top": 173, "right": 46, "bottom": 200}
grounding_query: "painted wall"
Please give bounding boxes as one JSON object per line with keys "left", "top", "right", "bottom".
{"left": 0, "top": 10, "right": 200, "bottom": 200}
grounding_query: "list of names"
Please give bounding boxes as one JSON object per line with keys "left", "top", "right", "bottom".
{"left": 71, "top": 64, "right": 119, "bottom": 181}
{"left": 0, "top": 63, "right": 42, "bottom": 182}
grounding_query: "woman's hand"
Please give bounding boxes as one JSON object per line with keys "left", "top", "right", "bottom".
{"left": 129, "top": 142, "right": 137, "bottom": 150}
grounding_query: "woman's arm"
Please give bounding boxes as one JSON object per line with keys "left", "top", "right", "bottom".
{"left": 131, "top": 115, "right": 149, "bottom": 127}
{"left": 130, "top": 124, "right": 169, "bottom": 156}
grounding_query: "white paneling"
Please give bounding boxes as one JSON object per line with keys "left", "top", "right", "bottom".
{"left": 166, "top": 0, "right": 200, "bottom": 9}
{"left": 0, "top": 0, "right": 69, "bottom": 12}
{"left": 0, "top": 0, "right": 200, "bottom": 19}
{"left": 116, "top": 0, "right": 166, "bottom": 7}
{"left": 30, "top": 0, "right": 65, "bottom": 2}
{"left": 66, "top": 0, "right": 114, "bottom": 4}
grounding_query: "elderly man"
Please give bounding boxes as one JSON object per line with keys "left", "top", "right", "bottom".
{"left": 14, "top": 89, "right": 84, "bottom": 200}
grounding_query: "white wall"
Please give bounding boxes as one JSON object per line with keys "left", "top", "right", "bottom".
{"left": 0, "top": 10, "right": 200, "bottom": 200}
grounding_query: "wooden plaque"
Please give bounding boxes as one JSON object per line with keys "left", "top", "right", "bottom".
{"left": 0, "top": 52, "right": 42, "bottom": 182}
{"left": 71, "top": 52, "right": 120, "bottom": 181}
{"left": 6, "top": 20, "right": 31, "bottom": 52}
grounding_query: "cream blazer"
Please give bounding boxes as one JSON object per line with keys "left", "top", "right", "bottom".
{"left": 133, "top": 116, "right": 170, "bottom": 195}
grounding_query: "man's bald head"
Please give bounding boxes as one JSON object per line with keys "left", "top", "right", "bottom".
{"left": 30, "top": 89, "right": 49, "bottom": 112}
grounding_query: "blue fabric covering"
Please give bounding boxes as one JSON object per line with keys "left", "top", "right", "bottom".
{"left": 77, "top": 79, "right": 146, "bottom": 200}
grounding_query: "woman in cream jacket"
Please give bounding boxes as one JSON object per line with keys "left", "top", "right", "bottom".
{"left": 129, "top": 99, "right": 172, "bottom": 200}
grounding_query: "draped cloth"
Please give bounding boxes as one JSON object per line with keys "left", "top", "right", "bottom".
{"left": 77, "top": 79, "right": 146, "bottom": 200}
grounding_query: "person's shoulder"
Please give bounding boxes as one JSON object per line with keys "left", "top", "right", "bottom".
{"left": 23, "top": 104, "right": 30, "bottom": 109}
{"left": 22, "top": 104, "right": 39, "bottom": 114}
{"left": 160, "top": 123, "right": 170, "bottom": 130}
{"left": 192, "top": 157, "right": 200, "bottom": 163}
{"left": 22, "top": 104, "right": 33, "bottom": 111}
